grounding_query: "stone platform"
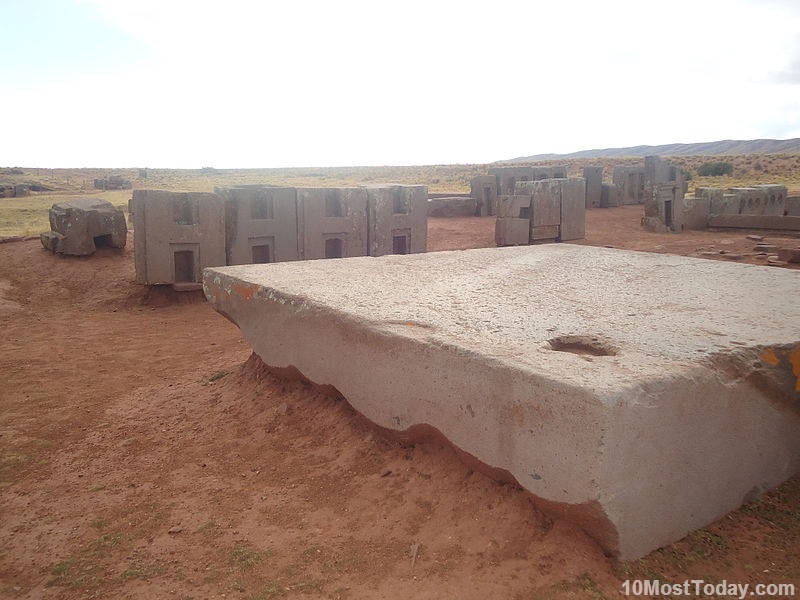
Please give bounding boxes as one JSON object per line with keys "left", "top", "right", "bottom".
{"left": 203, "top": 245, "right": 800, "bottom": 559}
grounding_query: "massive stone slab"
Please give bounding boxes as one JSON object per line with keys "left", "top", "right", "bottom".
{"left": 204, "top": 245, "right": 800, "bottom": 560}
{"left": 41, "top": 197, "right": 127, "bottom": 256}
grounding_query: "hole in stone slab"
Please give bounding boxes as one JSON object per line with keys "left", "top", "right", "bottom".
{"left": 548, "top": 335, "right": 618, "bottom": 357}
{"left": 93, "top": 234, "right": 113, "bottom": 248}
{"left": 392, "top": 234, "right": 409, "bottom": 255}
{"left": 519, "top": 206, "right": 531, "bottom": 219}
{"left": 325, "top": 237, "right": 343, "bottom": 259}
{"left": 173, "top": 250, "right": 196, "bottom": 283}
{"left": 251, "top": 244, "right": 271, "bottom": 264}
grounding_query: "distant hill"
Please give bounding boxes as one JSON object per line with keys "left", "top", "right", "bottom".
{"left": 503, "top": 138, "right": 800, "bottom": 162}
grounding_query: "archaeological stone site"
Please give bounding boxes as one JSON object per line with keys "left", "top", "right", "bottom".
{"left": 5, "top": 155, "right": 800, "bottom": 597}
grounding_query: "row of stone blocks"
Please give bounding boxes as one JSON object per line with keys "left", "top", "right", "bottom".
{"left": 130, "top": 185, "right": 427, "bottom": 286}
{"left": 682, "top": 185, "right": 800, "bottom": 231}
{"left": 495, "top": 178, "right": 586, "bottom": 246}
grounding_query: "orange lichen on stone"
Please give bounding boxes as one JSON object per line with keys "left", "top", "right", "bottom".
{"left": 760, "top": 348, "right": 781, "bottom": 367}
{"left": 789, "top": 347, "right": 800, "bottom": 392}
{"left": 232, "top": 282, "right": 259, "bottom": 300}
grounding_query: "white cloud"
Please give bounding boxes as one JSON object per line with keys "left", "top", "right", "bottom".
{"left": 4, "top": 0, "right": 800, "bottom": 167}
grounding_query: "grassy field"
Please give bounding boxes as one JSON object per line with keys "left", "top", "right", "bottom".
{"left": 2, "top": 154, "right": 800, "bottom": 237}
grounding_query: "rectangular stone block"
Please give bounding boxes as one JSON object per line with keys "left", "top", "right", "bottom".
{"left": 600, "top": 183, "right": 621, "bottom": 208}
{"left": 787, "top": 196, "right": 800, "bottom": 217}
{"left": 470, "top": 175, "right": 498, "bottom": 216}
{"left": 427, "top": 197, "right": 478, "bottom": 218}
{"left": 682, "top": 197, "right": 710, "bottom": 230}
{"left": 217, "top": 186, "right": 300, "bottom": 265}
{"left": 746, "top": 185, "right": 788, "bottom": 216}
{"left": 708, "top": 214, "right": 800, "bottom": 231}
{"left": 560, "top": 178, "right": 586, "bottom": 241}
{"left": 203, "top": 245, "right": 800, "bottom": 560}
{"left": 488, "top": 166, "right": 536, "bottom": 196}
{"left": 367, "top": 185, "right": 427, "bottom": 256}
{"left": 583, "top": 166, "right": 603, "bottom": 208}
{"left": 495, "top": 218, "right": 530, "bottom": 246}
{"left": 297, "top": 187, "right": 368, "bottom": 260}
{"left": 530, "top": 225, "right": 559, "bottom": 242}
{"left": 495, "top": 194, "right": 532, "bottom": 219}
{"left": 710, "top": 194, "right": 742, "bottom": 216}
{"left": 527, "top": 181, "right": 561, "bottom": 228}
{"left": 612, "top": 166, "right": 645, "bottom": 205}
{"left": 130, "top": 190, "right": 225, "bottom": 285}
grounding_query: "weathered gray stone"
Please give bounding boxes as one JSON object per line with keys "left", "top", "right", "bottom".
{"left": 515, "top": 179, "right": 586, "bottom": 242}
{"left": 366, "top": 185, "right": 427, "bottom": 256}
{"left": 495, "top": 218, "right": 531, "bottom": 246}
{"left": 129, "top": 190, "right": 225, "bottom": 285}
{"left": 470, "top": 175, "right": 498, "bottom": 216}
{"left": 682, "top": 196, "right": 710, "bottom": 230}
{"left": 217, "top": 185, "right": 300, "bottom": 265}
{"left": 494, "top": 195, "right": 531, "bottom": 246}
{"left": 600, "top": 183, "right": 621, "bottom": 208}
{"left": 708, "top": 214, "right": 800, "bottom": 231}
{"left": 612, "top": 166, "right": 646, "bottom": 205}
{"left": 204, "top": 244, "right": 800, "bottom": 560}
{"left": 297, "top": 187, "right": 368, "bottom": 260}
{"left": 583, "top": 166, "right": 603, "bottom": 209}
{"left": 643, "top": 156, "right": 685, "bottom": 232}
{"left": 41, "top": 197, "right": 127, "bottom": 256}
{"left": 560, "top": 178, "right": 586, "bottom": 241}
{"left": 787, "top": 196, "right": 800, "bottom": 217}
{"left": 427, "top": 197, "right": 478, "bottom": 218}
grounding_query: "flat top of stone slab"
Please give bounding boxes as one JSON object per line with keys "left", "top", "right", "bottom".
{"left": 52, "top": 197, "right": 117, "bottom": 211}
{"left": 205, "top": 245, "right": 800, "bottom": 391}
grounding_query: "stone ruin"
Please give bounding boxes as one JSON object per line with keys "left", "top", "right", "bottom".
{"left": 94, "top": 175, "right": 132, "bottom": 190}
{"left": 203, "top": 243, "right": 800, "bottom": 560}
{"left": 641, "top": 156, "right": 687, "bottom": 232}
{"left": 683, "top": 184, "right": 800, "bottom": 232}
{"left": 0, "top": 183, "right": 30, "bottom": 198}
{"left": 40, "top": 198, "right": 127, "bottom": 256}
{"left": 495, "top": 178, "right": 586, "bottom": 245}
{"left": 130, "top": 184, "right": 427, "bottom": 289}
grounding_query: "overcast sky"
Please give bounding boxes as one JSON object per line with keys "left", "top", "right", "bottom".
{"left": 3, "top": 0, "right": 800, "bottom": 168}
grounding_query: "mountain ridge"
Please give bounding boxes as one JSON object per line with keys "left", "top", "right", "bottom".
{"left": 503, "top": 138, "right": 800, "bottom": 162}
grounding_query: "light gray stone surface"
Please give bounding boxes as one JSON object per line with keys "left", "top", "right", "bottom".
{"left": 130, "top": 190, "right": 226, "bottom": 285}
{"left": 218, "top": 185, "right": 300, "bottom": 265}
{"left": 204, "top": 245, "right": 800, "bottom": 559}
{"left": 427, "top": 197, "right": 478, "bottom": 218}
{"left": 366, "top": 185, "right": 427, "bottom": 256}
{"left": 42, "top": 197, "right": 127, "bottom": 256}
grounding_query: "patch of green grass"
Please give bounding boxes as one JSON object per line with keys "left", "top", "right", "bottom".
{"left": 531, "top": 573, "right": 609, "bottom": 600}
{"left": 94, "top": 532, "right": 128, "bottom": 549}
{"left": 209, "top": 370, "right": 228, "bottom": 382}
{"left": 47, "top": 558, "right": 101, "bottom": 589}
{"left": 122, "top": 559, "right": 164, "bottom": 580}
{"left": 230, "top": 543, "right": 271, "bottom": 570}
{"left": 249, "top": 582, "right": 286, "bottom": 600}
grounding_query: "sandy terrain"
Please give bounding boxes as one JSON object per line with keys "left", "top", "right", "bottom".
{"left": 1, "top": 207, "right": 798, "bottom": 599}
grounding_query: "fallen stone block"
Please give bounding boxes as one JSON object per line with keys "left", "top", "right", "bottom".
{"left": 203, "top": 245, "right": 800, "bottom": 560}
{"left": 41, "top": 197, "right": 127, "bottom": 256}
{"left": 708, "top": 214, "right": 800, "bottom": 231}
{"left": 427, "top": 197, "right": 477, "bottom": 218}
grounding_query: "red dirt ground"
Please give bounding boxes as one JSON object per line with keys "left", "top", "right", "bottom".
{"left": 1, "top": 207, "right": 798, "bottom": 600}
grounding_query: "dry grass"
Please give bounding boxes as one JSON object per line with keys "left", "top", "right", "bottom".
{"left": 2, "top": 155, "right": 799, "bottom": 237}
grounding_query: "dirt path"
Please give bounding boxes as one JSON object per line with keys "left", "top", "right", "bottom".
{"left": 1, "top": 213, "right": 798, "bottom": 599}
